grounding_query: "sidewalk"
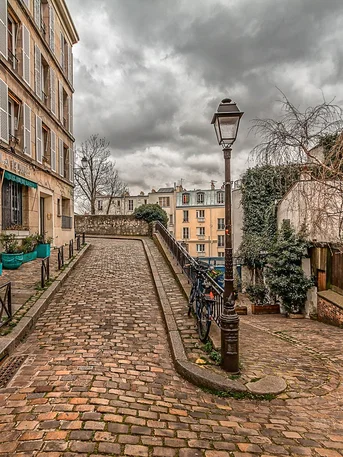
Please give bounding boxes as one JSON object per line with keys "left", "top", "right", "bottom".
{"left": 151, "top": 233, "right": 342, "bottom": 399}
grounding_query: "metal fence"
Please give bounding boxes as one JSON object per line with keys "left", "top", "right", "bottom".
{"left": 0, "top": 282, "right": 12, "bottom": 328}
{"left": 41, "top": 257, "right": 50, "bottom": 288}
{"left": 155, "top": 221, "right": 224, "bottom": 326}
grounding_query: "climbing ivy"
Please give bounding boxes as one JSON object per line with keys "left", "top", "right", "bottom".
{"left": 239, "top": 165, "right": 299, "bottom": 269}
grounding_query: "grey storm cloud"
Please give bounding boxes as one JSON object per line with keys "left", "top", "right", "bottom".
{"left": 67, "top": 0, "right": 343, "bottom": 193}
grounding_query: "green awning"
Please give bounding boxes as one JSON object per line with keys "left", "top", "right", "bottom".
{"left": 4, "top": 171, "right": 37, "bottom": 189}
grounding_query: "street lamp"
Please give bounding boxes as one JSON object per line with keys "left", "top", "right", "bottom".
{"left": 81, "top": 156, "right": 88, "bottom": 169}
{"left": 211, "top": 98, "right": 244, "bottom": 373}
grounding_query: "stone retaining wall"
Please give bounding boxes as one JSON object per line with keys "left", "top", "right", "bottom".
{"left": 75, "top": 215, "right": 151, "bottom": 237}
{"left": 317, "top": 295, "right": 343, "bottom": 328}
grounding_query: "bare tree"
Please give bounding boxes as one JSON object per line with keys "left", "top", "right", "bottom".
{"left": 74, "top": 134, "right": 127, "bottom": 215}
{"left": 251, "top": 92, "right": 343, "bottom": 241}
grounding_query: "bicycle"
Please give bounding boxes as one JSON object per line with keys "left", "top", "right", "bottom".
{"left": 187, "top": 261, "right": 215, "bottom": 342}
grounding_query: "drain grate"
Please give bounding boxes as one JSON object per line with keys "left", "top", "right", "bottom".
{"left": 0, "top": 355, "right": 27, "bottom": 388}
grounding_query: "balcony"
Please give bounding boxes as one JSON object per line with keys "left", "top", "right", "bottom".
{"left": 197, "top": 235, "right": 205, "bottom": 240}
{"left": 197, "top": 217, "right": 205, "bottom": 222}
{"left": 62, "top": 215, "right": 72, "bottom": 229}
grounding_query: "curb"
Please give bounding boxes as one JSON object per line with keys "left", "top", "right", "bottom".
{"left": 142, "top": 237, "right": 247, "bottom": 394}
{"left": 0, "top": 244, "right": 91, "bottom": 361}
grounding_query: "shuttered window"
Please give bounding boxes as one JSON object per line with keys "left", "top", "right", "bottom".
{"left": 58, "top": 137, "right": 64, "bottom": 177}
{"left": 0, "top": 78, "right": 8, "bottom": 143}
{"left": 59, "top": 81, "right": 63, "bottom": 121}
{"left": 49, "top": 4, "right": 54, "bottom": 52}
{"left": 68, "top": 46, "right": 73, "bottom": 84}
{"left": 68, "top": 148, "right": 73, "bottom": 182}
{"left": 34, "top": 44, "right": 42, "bottom": 99}
{"left": 60, "top": 33, "right": 64, "bottom": 67}
{"left": 0, "top": 0, "right": 7, "bottom": 59}
{"left": 36, "top": 115, "right": 42, "bottom": 163}
{"left": 33, "top": 0, "right": 40, "bottom": 26}
{"left": 23, "top": 103, "right": 31, "bottom": 155}
{"left": 22, "top": 25, "right": 30, "bottom": 85}
{"left": 50, "top": 68, "right": 56, "bottom": 115}
{"left": 69, "top": 96, "right": 73, "bottom": 134}
{"left": 51, "top": 130, "right": 56, "bottom": 171}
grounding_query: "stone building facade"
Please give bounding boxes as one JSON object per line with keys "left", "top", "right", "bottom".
{"left": 0, "top": 0, "right": 78, "bottom": 245}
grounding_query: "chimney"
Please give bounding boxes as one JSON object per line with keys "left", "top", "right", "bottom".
{"left": 211, "top": 180, "right": 215, "bottom": 190}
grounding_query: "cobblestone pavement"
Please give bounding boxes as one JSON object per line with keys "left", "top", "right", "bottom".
{"left": 0, "top": 238, "right": 343, "bottom": 457}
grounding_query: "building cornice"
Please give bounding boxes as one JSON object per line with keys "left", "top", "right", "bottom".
{"left": 55, "top": 0, "right": 79, "bottom": 44}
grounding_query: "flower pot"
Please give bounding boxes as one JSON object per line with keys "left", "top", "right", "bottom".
{"left": 22, "top": 250, "right": 38, "bottom": 263}
{"left": 251, "top": 303, "right": 280, "bottom": 315}
{"left": 2, "top": 252, "right": 24, "bottom": 270}
{"left": 0, "top": 263, "right": 2, "bottom": 275}
{"left": 37, "top": 243, "right": 50, "bottom": 258}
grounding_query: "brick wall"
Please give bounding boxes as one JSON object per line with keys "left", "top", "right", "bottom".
{"left": 317, "top": 296, "right": 343, "bottom": 328}
{"left": 75, "top": 215, "right": 151, "bottom": 237}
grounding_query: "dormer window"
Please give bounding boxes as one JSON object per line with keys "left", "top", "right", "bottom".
{"left": 197, "top": 192, "right": 204, "bottom": 204}
{"left": 217, "top": 191, "right": 224, "bottom": 204}
{"left": 182, "top": 193, "right": 190, "bottom": 205}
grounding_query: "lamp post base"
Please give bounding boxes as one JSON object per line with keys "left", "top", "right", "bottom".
{"left": 221, "top": 296, "right": 240, "bottom": 373}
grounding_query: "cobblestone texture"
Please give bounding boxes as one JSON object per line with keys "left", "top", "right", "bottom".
{"left": 0, "top": 238, "right": 343, "bottom": 456}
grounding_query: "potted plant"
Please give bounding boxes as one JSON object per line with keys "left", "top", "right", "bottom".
{"left": 22, "top": 235, "right": 38, "bottom": 263}
{"left": 35, "top": 233, "right": 53, "bottom": 258}
{"left": 246, "top": 283, "right": 280, "bottom": 314}
{"left": 0, "top": 233, "right": 23, "bottom": 269}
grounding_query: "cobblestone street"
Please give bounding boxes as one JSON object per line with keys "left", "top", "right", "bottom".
{"left": 0, "top": 238, "right": 343, "bottom": 457}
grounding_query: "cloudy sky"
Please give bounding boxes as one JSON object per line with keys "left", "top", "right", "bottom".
{"left": 67, "top": 0, "right": 343, "bottom": 194}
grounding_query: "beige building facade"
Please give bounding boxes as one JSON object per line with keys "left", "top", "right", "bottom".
{"left": 0, "top": 0, "right": 78, "bottom": 245}
{"left": 175, "top": 188, "right": 226, "bottom": 258}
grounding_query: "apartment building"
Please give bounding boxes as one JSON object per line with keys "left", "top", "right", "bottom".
{"left": 0, "top": 0, "right": 78, "bottom": 245}
{"left": 175, "top": 188, "right": 225, "bottom": 258}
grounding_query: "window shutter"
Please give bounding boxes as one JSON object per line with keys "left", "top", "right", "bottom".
{"left": 51, "top": 130, "right": 56, "bottom": 171}
{"left": 0, "top": 78, "right": 8, "bottom": 143}
{"left": 58, "top": 138, "right": 64, "bottom": 177}
{"left": 22, "top": 25, "right": 30, "bottom": 85}
{"left": 36, "top": 114, "right": 42, "bottom": 163}
{"left": 66, "top": 95, "right": 70, "bottom": 131}
{"left": 22, "top": 0, "right": 29, "bottom": 7}
{"left": 50, "top": 68, "right": 56, "bottom": 115}
{"left": 23, "top": 103, "right": 31, "bottom": 155}
{"left": 34, "top": 0, "right": 40, "bottom": 26}
{"left": 68, "top": 148, "right": 73, "bottom": 182}
{"left": 68, "top": 47, "right": 73, "bottom": 84}
{"left": 69, "top": 96, "right": 73, "bottom": 134}
{"left": 34, "top": 44, "right": 42, "bottom": 99}
{"left": 59, "top": 81, "right": 63, "bottom": 122}
{"left": 49, "top": 4, "right": 55, "bottom": 52}
{"left": 0, "top": 0, "right": 8, "bottom": 59}
{"left": 60, "top": 33, "right": 64, "bottom": 67}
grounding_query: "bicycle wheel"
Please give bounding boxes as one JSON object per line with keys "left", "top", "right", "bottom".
{"left": 197, "top": 299, "right": 211, "bottom": 342}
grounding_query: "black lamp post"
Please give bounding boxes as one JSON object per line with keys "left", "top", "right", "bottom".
{"left": 211, "top": 98, "right": 244, "bottom": 373}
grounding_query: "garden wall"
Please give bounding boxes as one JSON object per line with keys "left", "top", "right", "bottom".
{"left": 75, "top": 215, "right": 151, "bottom": 237}
{"left": 317, "top": 290, "right": 343, "bottom": 328}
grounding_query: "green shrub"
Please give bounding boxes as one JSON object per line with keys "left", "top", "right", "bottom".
{"left": 134, "top": 203, "right": 168, "bottom": 227}
{"left": 0, "top": 233, "right": 21, "bottom": 254}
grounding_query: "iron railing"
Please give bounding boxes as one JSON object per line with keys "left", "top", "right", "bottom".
{"left": 58, "top": 246, "right": 64, "bottom": 270}
{"left": 0, "top": 282, "right": 12, "bottom": 328}
{"left": 62, "top": 216, "right": 72, "bottom": 229}
{"left": 41, "top": 256, "right": 50, "bottom": 288}
{"left": 155, "top": 221, "right": 224, "bottom": 326}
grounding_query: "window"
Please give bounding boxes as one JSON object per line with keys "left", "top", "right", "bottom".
{"left": 2, "top": 179, "right": 23, "bottom": 229}
{"left": 23, "top": 103, "right": 31, "bottom": 155}
{"left": 50, "top": 130, "right": 56, "bottom": 171}
{"left": 8, "top": 94, "right": 20, "bottom": 143}
{"left": 34, "top": 45, "right": 42, "bottom": 99}
{"left": 183, "top": 210, "right": 189, "bottom": 222}
{"left": 61, "top": 197, "right": 72, "bottom": 229}
{"left": 57, "top": 198, "right": 61, "bottom": 216}
{"left": 196, "top": 210, "right": 205, "bottom": 220}
{"left": 34, "top": 0, "right": 41, "bottom": 28}
{"left": 218, "top": 252, "right": 225, "bottom": 258}
{"left": 169, "top": 214, "right": 173, "bottom": 225}
{"left": 182, "top": 193, "right": 190, "bottom": 205}
{"left": 183, "top": 227, "right": 189, "bottom": 239}
{"left": 97, "top": 200, "right": 103, "bottom": 211}
{"left": 42, "top": 122, "right": 50, "bottom": 164}
{"left": 7, "top": 14, "right": 18, "bottom": 70}
{"left": 49, "top": 3, "right": 55, "bottom": 52}
{"left": 41, "top": 55, "right": 49, "bottom": 106}
{"left": 58, "top": 137, "right": 64, "bottom": 176}
{"left": 197, "top": 192, "right": 204, "bottom": 204}
{"left": 117, "top": 200, "right": 121, "bottom": 207}
{"left": 50, "top": 68, "right": 56, "bottom": 115}
{"left": 128, "top": 200, "right": 133, "bottom": 211}
{"left": 218, "top": 235, "right": 225, "bottom": 247}
{"left": 218, "top": 218, "right": 225, "bottom": 230}
{"left": 0, "top": 79, "right": 8, "bottom": 143}
{"left": 197, "top": 227, "right": 205, "bottom": 236}
{"left": 144, "top": 199, "right": 147, "bottom": 204}
{"left": 159, "top": 196, "right": 170, "bottom": 207}
{"left": 36, "top": 115, "right": 42, "bottom": 163}
{"left": 196, "top": 244, "right": 205, "bottom": 253}
{"left": 217, "top": 192, "right": 224, "bottom": 204}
